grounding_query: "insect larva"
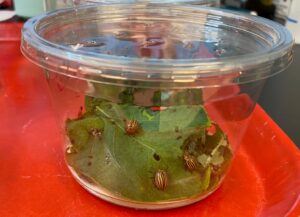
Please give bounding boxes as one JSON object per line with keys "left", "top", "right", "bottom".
{"left": 125, "top": 119, "right": 139, "bottom": 135}
{"left": 89, "top": 128, "right": 102, "bottom": 138}
{"left": 154, "top": 169, "right": 168, "bottom": 191}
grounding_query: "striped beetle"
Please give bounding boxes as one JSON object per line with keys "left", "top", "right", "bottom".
{"left": 183, "top": 152, "right": 198, "bottom": 171}
{"left": 154, "top": 169, "right": 168, "bottom": 191}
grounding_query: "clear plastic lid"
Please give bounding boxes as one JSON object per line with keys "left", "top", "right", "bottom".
{"left": 21, "top": 4, "right": 293, "bottom": 88}
{"left": 45, "top": 0, "right": 219, "bottom": 13}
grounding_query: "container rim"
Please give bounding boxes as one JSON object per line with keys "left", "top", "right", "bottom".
{"left": 82, "top": 0, "right": 219, "bottom": 4}
{"left": 21, "top": 3, "right": 294, "bottom": 87}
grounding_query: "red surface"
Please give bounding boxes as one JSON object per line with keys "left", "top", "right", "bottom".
{"left": 0, "top": 23, "right": 300, "bottom": 217}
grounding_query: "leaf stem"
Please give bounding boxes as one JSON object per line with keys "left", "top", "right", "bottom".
{"left": 205, "top": 135, "right": 225, "bottom": 166}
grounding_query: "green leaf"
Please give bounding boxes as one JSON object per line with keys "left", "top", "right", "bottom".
{"left": 67, "top": 125, "right": 89, "bottom": 151}
{"left": 202, "top": 166, "right": 212, "bottom": 191}
{"left": 93, "top": 102, "right": 211, "bottom": 201}
{"left": 66, "top": 136, "right": 137, "bottom": 198}
{"left": 118, "top": 88, "right": 135, "bottom": 104}
{"left": 67, "top": 116, "right": 105, "bottom": 131}
{"left": 152, "top": 89, "right": 203, "bottom": 106}
{"left": 66, "top": 116, "right": 104, "bottom": 151}
{"left": 85, "top": 96, "right": 104, "bottom": 113}
{"left": 89, "top": 83, "right": 203, "bottom": 107}
{"left": 95, "top": 101, "right": 211, "bottom": 133}
{"left": 197, "top": 154, "right": 210, "bottom": 168}
{"left": 211, "top": 152, "right": 224, "bottom": 166}
{"left": 66, "top": 97, "right": 233, "bottom": 202}
{"left": 92, "top": 83, "right": 126, "bottom": 103}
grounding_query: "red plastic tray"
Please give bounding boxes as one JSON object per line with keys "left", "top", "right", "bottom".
{"left": 0, "top": 23, "right": 299, "bottom": 217}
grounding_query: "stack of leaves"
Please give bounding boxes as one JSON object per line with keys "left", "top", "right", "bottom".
{"left": 65, "top": 93, "right": 232, "bottom": 202}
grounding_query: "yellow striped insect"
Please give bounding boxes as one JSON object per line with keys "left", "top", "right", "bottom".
{"left": 154, "top": 169, "right": 168, "bottom": 191}
{"left": 183, "top": 153, "right": 198, "bottom": 171}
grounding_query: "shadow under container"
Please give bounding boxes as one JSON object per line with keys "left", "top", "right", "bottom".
{"left": 21, "top": 4, "right": 293, "bottom": 210}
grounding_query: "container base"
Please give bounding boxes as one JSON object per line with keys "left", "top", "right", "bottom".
{"left": 68, "top": 166, "right": 223, "bottom": 210}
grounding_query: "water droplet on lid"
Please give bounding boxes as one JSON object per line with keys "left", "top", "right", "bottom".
{"left": 116, "top": 31, "right": 130, "bottom": 39}
{"left": 82, "top": 40, "right": 105, "bottom": 47}
{"left": 141, "top": 38, "right": 164, "bottom": 47}
{"left": 70, "top": 43, "right": 84, "bottom": 50}
{"left": 68, "top": 40, "right": 105, "bottom": 49}
{"left": 184, "top": 42, "right": 194, "bottom": 49}
{"left": 72, "top": 0, "right": 81, "bottom": 5}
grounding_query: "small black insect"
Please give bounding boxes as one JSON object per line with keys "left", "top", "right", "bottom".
{"left": 153, "top": 153, "right": 160, "bottom": 161}
{"left": 176, "top": 135, "right": 182, "bottom": 140}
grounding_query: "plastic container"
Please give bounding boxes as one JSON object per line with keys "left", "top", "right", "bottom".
{"left": 44, "top": 0, "right": 219, "bottom": 11}
{"left": 21, "top": 4, "right": 293, "bottom": 210}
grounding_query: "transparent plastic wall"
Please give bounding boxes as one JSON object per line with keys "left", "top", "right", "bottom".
{"left": 45, "top": 0, "right": 220, "bottom": 11}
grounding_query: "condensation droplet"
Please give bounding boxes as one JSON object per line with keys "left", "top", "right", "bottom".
{"left": 116, "top": 31, "right": 130, "bottom": 39}
{"left": 70, "top": 43, "right": 84, "bottom": 50}
{"left": 184, "top": 42, "right": 194, "bottom": 49}
{"left": 141, "top": 38, "right": 164, "bottom": 47}
{"left": 82, "top": 40, "right": 105, "bottom": 47}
